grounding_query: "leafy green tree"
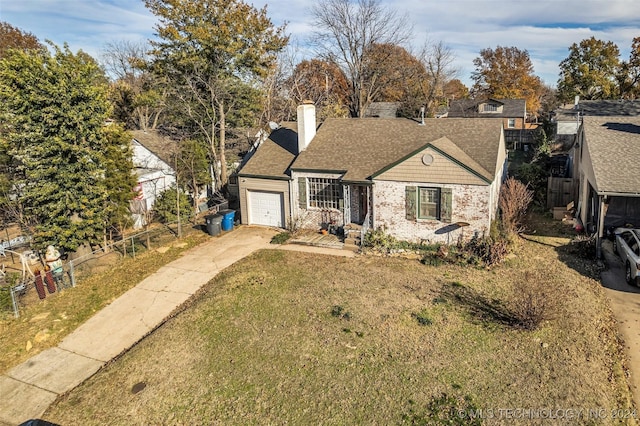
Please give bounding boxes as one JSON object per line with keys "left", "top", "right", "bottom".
{"left": 618, "top": 36, "right": 640, "bottom": 99}
{"left": 144, "top": 0, "right": 288, "bottom": 190}
{"left": 0, "top": 44, "right": 131, "bottom": 252}
{"left": 557, "top": 37, "right": 620, "bottom": 102}
{"left": 176, "top": 138, "right": 210, "bottom": 213}
{"left": 471, "top": 46, "right": 544, "bottom": 116}
{"left": 102, "top": 124, "right": 138, "bottom": 236}
{"left": 152, "top": 185, "right": 192, "bottom": 224}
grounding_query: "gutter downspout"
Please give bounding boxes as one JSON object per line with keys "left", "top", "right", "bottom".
{"left": 596, "top": 194, "right": 606, "bottom": 259}
{"left": 288, "top": 177, "right": 295, "bottom": 230}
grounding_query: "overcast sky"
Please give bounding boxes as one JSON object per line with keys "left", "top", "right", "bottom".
{"left": 1, "top": 0, "right": 639, "bottom": 88}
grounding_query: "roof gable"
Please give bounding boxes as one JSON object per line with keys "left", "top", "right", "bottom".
{"left": 373, "top": 139, "right": 491, "bottom": 185}
{"left": 448, "top": 98, "right": 525, "bottom": 118}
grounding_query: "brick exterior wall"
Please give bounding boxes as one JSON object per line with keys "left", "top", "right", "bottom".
{"left": 291, "top": 171, "right": 345, "bottom": 229}
{"left": 373, "top": 180, "right": 491, "bottom": 244}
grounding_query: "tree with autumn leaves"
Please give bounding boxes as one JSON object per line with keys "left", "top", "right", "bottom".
{"left": 471, "top": 46, "right": 545, "bottom": 116}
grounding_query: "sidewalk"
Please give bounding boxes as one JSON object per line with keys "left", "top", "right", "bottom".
{"left": 0, "top": 226, "right": 283, "bottom": 425}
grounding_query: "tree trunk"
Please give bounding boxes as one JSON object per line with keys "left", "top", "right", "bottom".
{"left": 218, "top": 100, "right": 228, "bottom": 188}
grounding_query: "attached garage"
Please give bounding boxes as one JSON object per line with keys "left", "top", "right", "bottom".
{"left": 235, "top": 123, "right": 298, "bottom": 230}
{"left": 248, "top": 190, "right": 284, "bottom": 227}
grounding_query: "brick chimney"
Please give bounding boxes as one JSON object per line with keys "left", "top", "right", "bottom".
{"left": 297, "top": 101, "right": 316, "bottom": 153}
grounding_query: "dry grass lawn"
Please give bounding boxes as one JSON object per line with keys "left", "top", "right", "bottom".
{"left": 0, "top": 229, "right": 210, "bottom": 374}
{"left": 42, "top": 223, "right": 636, "bottom": 425}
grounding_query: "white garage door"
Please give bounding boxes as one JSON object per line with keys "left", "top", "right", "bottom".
{"left": 248, "top": 191, "right": 284, "bottom": 227}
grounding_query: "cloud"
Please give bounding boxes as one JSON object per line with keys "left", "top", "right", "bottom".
{"left": 2, "top": 0, "right": 638, "bottom": 88}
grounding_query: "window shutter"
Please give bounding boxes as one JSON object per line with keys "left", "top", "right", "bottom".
{"left": 298, "top": 178, "right": 307, "bottom": 208}
{"left": 440, "top": 188, "right": 452, "bottom": 223}
{"left": 405, "top": 186, "right": 416, "bottom": 220}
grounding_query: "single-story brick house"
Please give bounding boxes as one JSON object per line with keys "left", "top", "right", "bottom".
{"left": 237, "top": 103, "right": 507, "bottom": 244}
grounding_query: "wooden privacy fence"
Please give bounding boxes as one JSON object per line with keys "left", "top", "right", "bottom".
{"left": 547, "top": 177, "right": 577, "bottom": 209}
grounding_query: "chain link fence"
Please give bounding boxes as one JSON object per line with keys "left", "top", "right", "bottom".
{"left": 0, "top": 222, "right": 183, "bottom": 318}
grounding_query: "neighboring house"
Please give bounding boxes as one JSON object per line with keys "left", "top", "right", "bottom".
{"left": 553, "top": 99, "right": 640, "bottom": 147}
{"left": 574, "top": 115, "right": 640, "bottom": 257}
{"left": 447, "top": 98, "right": 532, "bottom": 149}
{"left": 550, "top": 99, "right": 640, "bottom": 210}
{"left": 237, "top": 103, "right": 507, "bottom": 244}
{"left": 364, "top": 102, "right": 401, "bottom": 118}
{"left": 130, "top": 130, "right": 178, "bottom": 228}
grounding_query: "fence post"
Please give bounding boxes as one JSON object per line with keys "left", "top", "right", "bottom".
{"left": 69, "top": 261, "right": 76, "bottom": 288}
{"left": 131, "top": 236, "right": 135, "bottom": 258}
{"left": 10, "top": 287, "right": 18, "bottom": 318}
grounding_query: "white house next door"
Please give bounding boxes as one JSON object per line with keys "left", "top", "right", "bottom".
{"left": 248, "top": 190, "right": 284, "bottom": 228}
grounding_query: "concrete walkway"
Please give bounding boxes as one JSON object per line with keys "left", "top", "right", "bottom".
{"left": 0, "top": 226, "right": 288, "bottom": 425}
{"left": 600, "top": 238, "right": 640, "bottom": 412}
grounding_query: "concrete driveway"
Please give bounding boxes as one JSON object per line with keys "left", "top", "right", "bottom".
{"left": 600, "top": 238, "right": 640, "bottom": 410}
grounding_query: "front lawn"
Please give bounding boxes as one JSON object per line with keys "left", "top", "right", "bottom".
{"left": 44, "top": 233, "right": 634, "bottom": 425}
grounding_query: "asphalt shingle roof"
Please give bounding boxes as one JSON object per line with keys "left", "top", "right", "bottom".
{"left": 447, "top": 98, "right": 525, "bottom": 118}
{"left": 584, "top": 116, "right": 640, "bottom": 194}
{"left": 237, "top": 122, "right": 298, "bottom": 179}
{"left": 131, "top": 129, "right": 178, "bottom": 166}
{"left": 291, "top": 117, "right": 503, "bottom": 182}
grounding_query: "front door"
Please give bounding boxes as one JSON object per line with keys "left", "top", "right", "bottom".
{"left": 349, "top": 185, "right": 368, "bottom": 224}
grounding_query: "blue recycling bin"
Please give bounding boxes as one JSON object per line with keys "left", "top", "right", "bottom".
{"left": 220, "top": 209, "right": 235, "bottom": 231}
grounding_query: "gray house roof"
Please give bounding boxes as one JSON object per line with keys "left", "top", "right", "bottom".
{"left": 291, "top": 117, "right": 503, "bottom": 183}
{"left": 584, "top": 116, "right": 640, "bottom": 194}
{"left": 131, "top": 129, "right": 178, "bottom": 167}
{"left": 237, "top": 122, "right": 298, "bottom": 179}
{"left": 447, "top": 98, "right": 525, "bottom": 119}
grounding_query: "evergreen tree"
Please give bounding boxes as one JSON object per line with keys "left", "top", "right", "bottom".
{"left": 0, "top": 44, "right": 132, "bottom": 252}
{"left": 103, "top": 123, "right": 138, "bottom": 236}
{"left": 145, "top": 0, "right": 288, "bottom": 189}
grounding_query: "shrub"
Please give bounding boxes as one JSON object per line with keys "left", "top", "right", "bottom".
{"left": 152, "top": 186, "right": 193, "bottom": 224}
{"left": 362, "top": 228, "right": 398, "bottom": 251}
{"left": 511, "top": 271, "right": 550, "bottom": 330}
{"left": 499, "top": 177, "right": 533, "bottom": 236}
{"left": 270, "top": 231, "right": 291, "bottom": 245}
{"left": 463, "top": 236, "right": 509, "bottom": 267}
{"left": 567, "top": 234, "right": 597, "bottom": 260}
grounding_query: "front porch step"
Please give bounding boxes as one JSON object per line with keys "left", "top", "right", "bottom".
{"left": 344, "top": 237, "right": 360, "bottom": 246}
{"left": 343, "top": 224, "right": 363, "bottom": 240}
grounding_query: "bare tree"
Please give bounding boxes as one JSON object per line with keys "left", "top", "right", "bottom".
{"left": 311, "top": 0, "right": 411, "bottom": 117}
{"left": 101, "top": 40, "right": 167, "bottom": 130}
{"left": 419, "top": 40, "right": 458, "bottom": 117}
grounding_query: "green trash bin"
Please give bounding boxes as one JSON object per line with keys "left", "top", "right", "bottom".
{"left": 205, "top": 214, "right": 222, "bottom": 236}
